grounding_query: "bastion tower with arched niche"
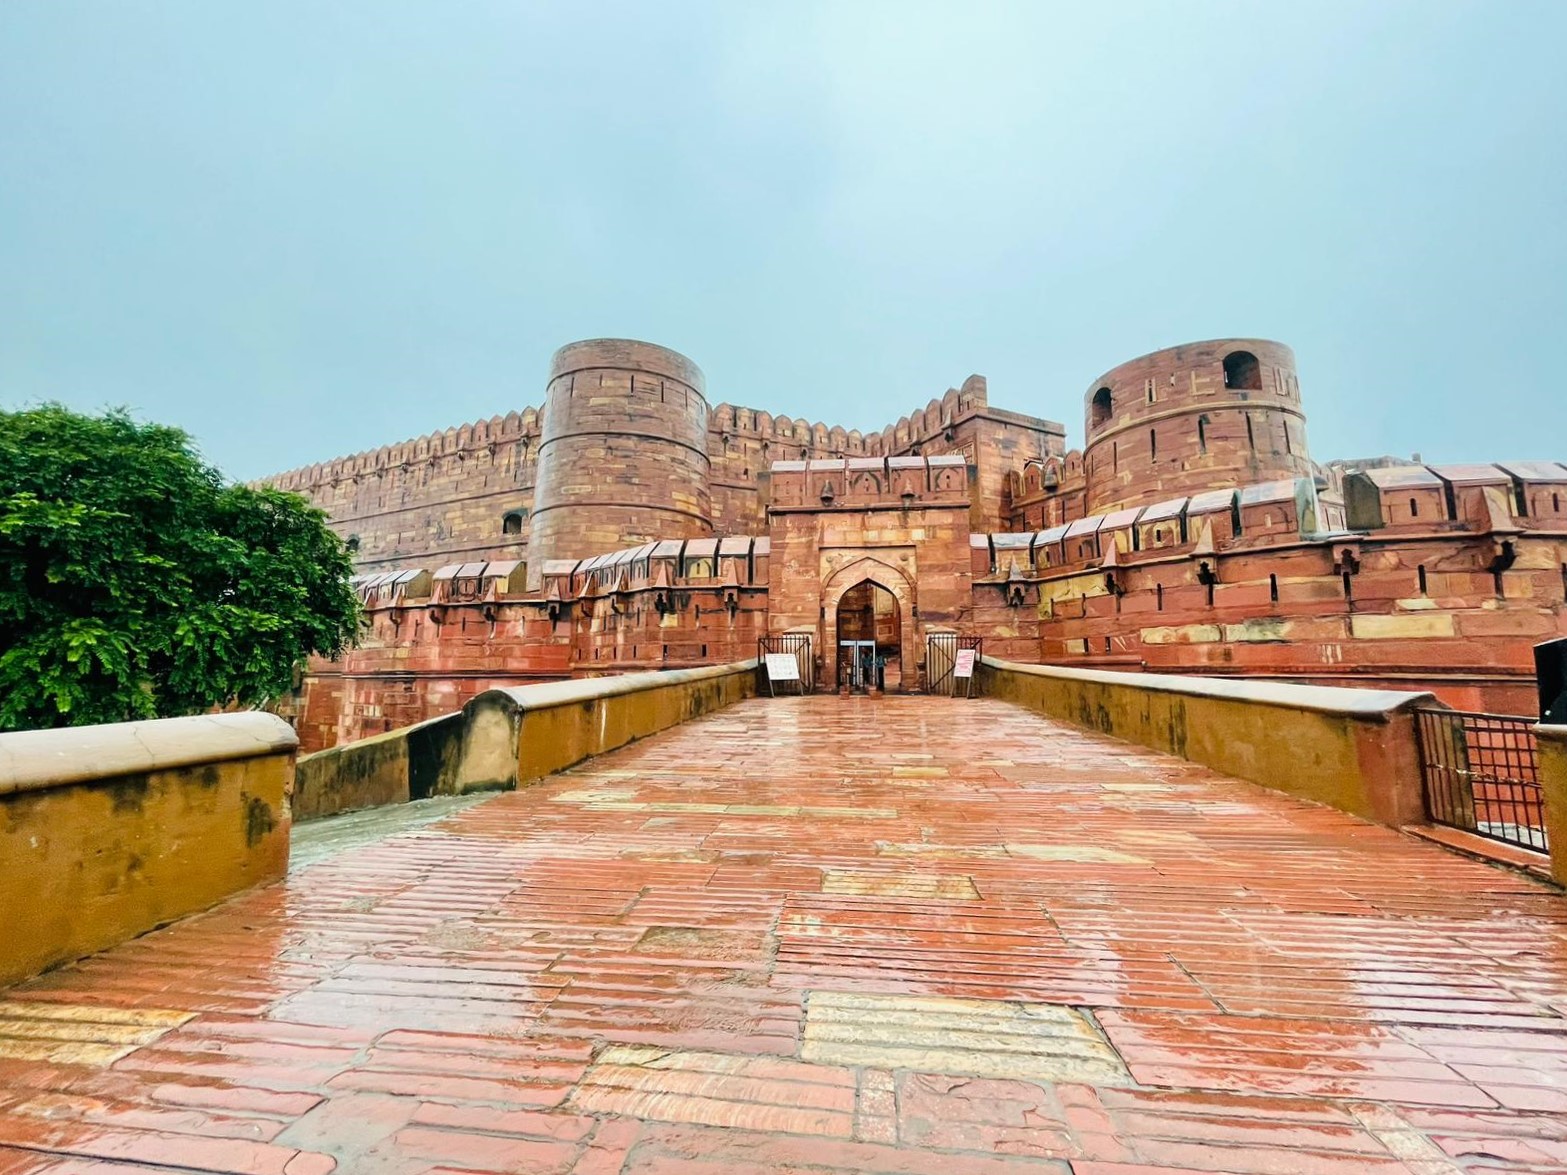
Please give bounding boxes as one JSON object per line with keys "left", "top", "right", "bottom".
{"left": 1081, "top": 338, "right": 1314, "bottom": 514}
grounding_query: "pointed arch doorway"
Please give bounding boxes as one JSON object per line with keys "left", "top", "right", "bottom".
{"left": 835, "top": 580, "right": 901, "bottom": 692}
{"left": 821, "top": 557, "right": 917, "bottom": 694}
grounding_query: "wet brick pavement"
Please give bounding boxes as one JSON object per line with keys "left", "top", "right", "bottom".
{"left": 1, "top": 696, "right": 1566, "bottom": 1173}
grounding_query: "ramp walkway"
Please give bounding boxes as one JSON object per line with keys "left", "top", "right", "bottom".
{"left": 1, "top": 697, "right": 1565, "bottom": 1173}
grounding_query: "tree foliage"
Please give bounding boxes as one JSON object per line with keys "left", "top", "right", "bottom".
{"left": 0, "top": 404, "right": 360, "bottom": 730}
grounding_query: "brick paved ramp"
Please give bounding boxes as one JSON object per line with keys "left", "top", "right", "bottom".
{"left": 2, "top": 698, "right": 1566, "bottom": 1174}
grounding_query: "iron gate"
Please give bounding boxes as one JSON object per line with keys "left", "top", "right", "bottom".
{"left": 926, "top": 634, "right": 982, "bottom": 697}
{"left": 758, "top": 634, "right": 814, "bottom": 694}
{"left": 1414, "top": 707, "right": 1547, "bottom": 852}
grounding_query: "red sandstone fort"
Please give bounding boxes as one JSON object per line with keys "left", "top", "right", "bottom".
{"left": 264, "top": 337, "right": 1567, "bottom": 752}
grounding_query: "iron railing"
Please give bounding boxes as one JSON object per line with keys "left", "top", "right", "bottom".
{"left": 1414, "top": 707, "right": 1547, "bottom": 852}
{"left": 758, "top": 634, "right": 814, "bottom": 694}
{"left": 927, "top": 634, "right": 982, "bottom": 697}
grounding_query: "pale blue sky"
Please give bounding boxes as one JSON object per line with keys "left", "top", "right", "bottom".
{"left": 2, "top": 1, "right": 1563, "bottom": 479}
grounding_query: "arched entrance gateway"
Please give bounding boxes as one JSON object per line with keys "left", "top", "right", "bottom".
{"left": 820, "top": 558, "right": 918, "bottom": 694}
{"left": 835, "top": 580, "right": 901, "bottom": 691}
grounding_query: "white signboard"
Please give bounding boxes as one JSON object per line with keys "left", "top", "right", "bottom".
{"left": 953, "top": 649, "right": 977, "bottom": 679}
{"left": 765, "top": 652, "right": 801, "bottom": 682}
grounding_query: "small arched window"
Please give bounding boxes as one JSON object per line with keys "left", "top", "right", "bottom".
{"left": 1409, "top": 498, "right": 1419, "bottom": 518}
{"left": 1090, "top": 387, "right": 1113, "bottom": 428}
{"left": 502, "top": 510, "right": 527, "bottom": 535}
{"left": 1223, "top": 351, "right": 1262, "bottom": 391}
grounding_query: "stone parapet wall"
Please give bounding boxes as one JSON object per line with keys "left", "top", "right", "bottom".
{"left": 468, "top": 660, "right": 759, "bottom": 785}
{"left": 979, "top": 655, "right": 1431, "bottom": 826}
{"left": 291, "top": 662, "right": 758, "bottom": 815}
{"left": 1531, "top": 724, "right": 1567, "bottom": 884}
{"left": 0, "top": 713, "right": 296, "bottom": 987}
{"left": 292, "top": 710, "right": 471, "bottom": 820}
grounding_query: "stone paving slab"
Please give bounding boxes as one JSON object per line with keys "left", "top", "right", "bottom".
{"left": 0, "top": 696, "right": 1566, "bottom": 1172}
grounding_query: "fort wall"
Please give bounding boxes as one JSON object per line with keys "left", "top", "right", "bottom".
{"left": 1082, "top": 339, "right": 1313, "bottom": 514}
{"left": 262, "top": 340, "right": 1058, "bottom": 575}
{"left": 269, "top": 334, "right": 1567, "bottom": 752}
{"left": 971, "top": 463, "right": 1567, "bottom": 713}
{"left": 529, "top": 339, "right": 713, "bottom": 584}
{"left": 262, "top": 411, "right": 541, "bottom": 571}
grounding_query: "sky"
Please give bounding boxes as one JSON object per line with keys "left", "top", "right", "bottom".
{"left": 1, "top": 1, "right": 1564, "bottom": 481}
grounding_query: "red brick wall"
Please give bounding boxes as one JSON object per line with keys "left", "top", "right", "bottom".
{"left": 271, "top": 333, "right": 1567, "bottom": 749}
{"left": 767, "top": 457, "right": 973, "bottom": 690}
{"left": 262, "top": 411, "right": 541, "bottom": 571}
{"left": 293, "top": 599, "right": 573, "bottom": 750}
{"left": 972, "top": 531, "right": 1567, "bottom": 717}
{"left": 708, "top": 378, "right": 1063, "bottom": 537}
{"left": 263, "top": 341, "right": 1063, "bottom": 579}
{"left": 1082, "top": 339, "right": 1313, "bottom": 514}
{"left": 529, "top": 340, "right": 713, "bottom": 581}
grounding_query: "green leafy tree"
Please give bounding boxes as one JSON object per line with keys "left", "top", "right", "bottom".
{"left": 0, "top": 404, "right": 360, "bottom": 730}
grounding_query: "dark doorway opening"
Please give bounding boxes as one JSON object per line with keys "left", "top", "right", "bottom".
{"left": 836, "top": 580, "right": 901, "bottom": 692}
{"left": 1223, "top": 350, "right": 1262, "bottom": 391}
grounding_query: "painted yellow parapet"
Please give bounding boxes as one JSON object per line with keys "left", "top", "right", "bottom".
{"left": 1531, "top": 725, "right": 1567, "bottom": 884}
{"left": 292, "top": 662, "right": 759, "bottom": 817}
{"left": 0, "top": 713, "right": 296, "bottom": 988}
{"left": 978, "top": 656, "right": 1432, "bottom": 826}
{"left": 464, "top": 661, "right": 759, "bottom": 787}
{"left": 293, "top": 710, "right": 465, "bottom": 820}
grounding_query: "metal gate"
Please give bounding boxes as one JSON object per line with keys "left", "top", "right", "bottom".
{"left": 1414, "top": 707, "right": 1547, "bottom": 852}
{"left": 758, "top": 634, "right": 814, "bottom": 693}
{"left": 926, "top": 634, "right": 981, "bottom": 696}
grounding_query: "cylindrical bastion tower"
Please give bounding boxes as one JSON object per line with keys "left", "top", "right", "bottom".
{"left": 1081, "top": 338, "right": 1313, "bottom": 514}
{"left": 528, "top": 339, "right": 712, "bottom": 586}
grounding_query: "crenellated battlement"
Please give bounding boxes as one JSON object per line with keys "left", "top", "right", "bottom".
{"left": 711, "top": 374, "right": 993, "bottom": 458}
{"left": 273, "top": 334, "right": 1567, "bottom": 754}
{"left": 261, "top": 408, "right": 542, "bottom": 492}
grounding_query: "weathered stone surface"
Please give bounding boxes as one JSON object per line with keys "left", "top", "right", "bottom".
{"left": 802, "top": 992, "right": 1133, "bottom": 1085}
{"left": 4, "top": 697, "right": 1567, "bottom": 1170}
{"left": 264, "top": 334, "right": 1567, "bottom": 749}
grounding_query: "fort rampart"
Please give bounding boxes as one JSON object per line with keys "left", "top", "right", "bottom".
{"left": 265, "top": 335, "right": 1567, "bottom": 751}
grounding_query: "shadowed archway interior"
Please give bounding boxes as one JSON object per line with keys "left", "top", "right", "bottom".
{"left": 835, "top": 579, "right": 902, "bottom": 691}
